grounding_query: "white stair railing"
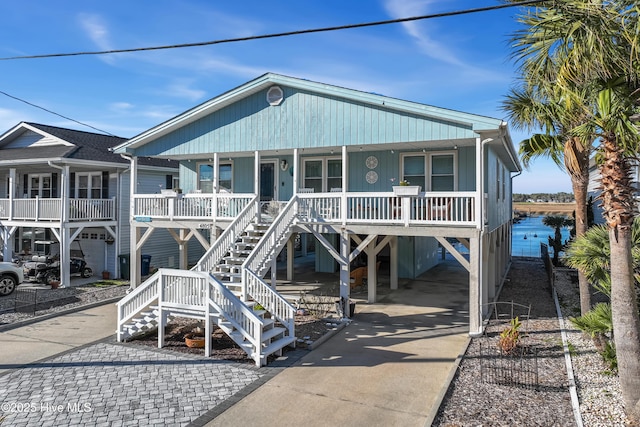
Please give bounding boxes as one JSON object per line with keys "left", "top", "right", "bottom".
{"left": 194, "top": 194, "right": 259, "bottom": 273}
{"left": 242, "top": 196, "right": 298, "bottom": 328}
{"left": 116, "top": 270, "right": 162, "bottom": 341}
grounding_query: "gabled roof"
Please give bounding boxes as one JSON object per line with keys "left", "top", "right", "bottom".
{"left": 0, "top": 122, "right": 177, "bottom": 169}
{"left": 113, "top": 72, "right": 508, "bottom": 153}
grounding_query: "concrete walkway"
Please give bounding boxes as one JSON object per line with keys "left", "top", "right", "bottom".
{"left": 209, "top": 261, "right": 471, "bottom": 427}
{"left": 0, "top": 260, "right": 470, "bottom": 427}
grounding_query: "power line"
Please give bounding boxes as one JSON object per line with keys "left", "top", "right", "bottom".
{"left": 0, "top": 90, "right": 116, "bottom": 136}
{"left": 0, "top": 0, "right": 546, "bottom": 61}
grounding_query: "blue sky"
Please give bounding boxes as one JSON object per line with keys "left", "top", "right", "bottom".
{"left": 0, "top": 0, "right": 572, "bottom": 194}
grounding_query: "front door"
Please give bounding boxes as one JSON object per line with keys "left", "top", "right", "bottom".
{"left": 260, "top": 161, "right": 277, "bottom": 202}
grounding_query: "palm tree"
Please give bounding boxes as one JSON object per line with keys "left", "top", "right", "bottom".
{"left": 503, "top": 84, "right": 594, "bottom": 314}
{"left": 542, "top": 215, "right": 571, "bottom": 266}
{"left": 507, "top": 1, "right": 640, "bottom": 421}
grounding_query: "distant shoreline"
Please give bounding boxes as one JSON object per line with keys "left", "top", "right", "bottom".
{"left": 513, "top": 202, "right": 576, "bottom": 215}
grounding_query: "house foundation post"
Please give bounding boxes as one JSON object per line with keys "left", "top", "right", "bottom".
{"left": 366, "top": 239, "right": 377, "bottom": 303}
{"left": 339, "top": 229, "right": 351, "bottom": 318}
{"left": 390, "top": 236, "right": 398, "bottom": 290}
{"left": 286, "top": 236, "right": 294, "bottom": 281}
{"left": 469, "top": 233, "right": 483, "bottom": 336}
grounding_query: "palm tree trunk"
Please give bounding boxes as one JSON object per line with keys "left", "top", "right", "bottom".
{"left": 609, "top": 226, "right": 640, "bottom": 422}
{"left": 572, "top": 171, "right": 592, "bottom": 315}
{"left": 601, "top": 136, "right": 640, "bottom": 422}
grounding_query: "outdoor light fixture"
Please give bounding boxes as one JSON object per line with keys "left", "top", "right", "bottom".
{"left": 280, "top": 159, "right": 288, "bottom": 171}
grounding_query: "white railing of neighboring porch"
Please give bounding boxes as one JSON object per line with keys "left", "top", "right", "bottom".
{"left": 0, "top": 197, "right": 116, "bottom": 221}
{"left": 296, "top": 191, "right": 476, "bottom": 225}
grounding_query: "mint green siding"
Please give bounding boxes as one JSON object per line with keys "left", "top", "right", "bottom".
{"left": 134, "top": 87, "right": 479, "bottom": 158}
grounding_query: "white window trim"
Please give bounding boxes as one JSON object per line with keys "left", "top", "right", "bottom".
{"left": 400, "top": 151, "right": 458, "bottom": 191}
{"left": 197, "top": 160, "right": 234, "bottom": 193}
{"left": 28, "top": 173, "right": 53, "bottom": 198}
{"left": 75, "top": 172, "right": 102, "bottom": 199}
{"left": 302, "top": 156, "right": 342, "bottom": 193}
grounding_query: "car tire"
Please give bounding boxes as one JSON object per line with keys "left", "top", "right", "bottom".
{"left": 0, "top": 274, "right": 17, "bottom": 296}
{"left": 82, "top": 267, "right": 93, "bottom": 278}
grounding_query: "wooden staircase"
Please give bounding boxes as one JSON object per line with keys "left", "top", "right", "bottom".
{"left": 117, "top": 196, "right": 299, "bottom": 366}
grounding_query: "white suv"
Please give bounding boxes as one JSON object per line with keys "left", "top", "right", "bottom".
{"left": 0, "top": 262, "right": 23, "bottom": 296}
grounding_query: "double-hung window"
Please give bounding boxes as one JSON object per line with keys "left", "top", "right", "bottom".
{"left": 76, "top": 172, "right": 102, "bottom": 199}
{"left": 401, "top": 152, "right": 456, "bottom": 191}
{"left": 303, "top": 158, "right": 342, "bottom": 192}
{"left": 29, "top": 174, "right": 52, "bottom": 198}
{"left": 198, "top": 162, "right": 233, "bottom": 192}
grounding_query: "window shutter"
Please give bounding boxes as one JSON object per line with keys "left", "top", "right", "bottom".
{"left": 166, "top": 175, "right": 173, "bottom": 190}
{"left": 102, "top": 171, "right": 109, "bottom": 198}
{"left": 23, "top": 174, "right": 27, "bottom": 196}
{"left": 70, "top": 173, "right": 75, "bottom": 198}
{"left": 51, "top": 173, "right": 58, "bottom": 198}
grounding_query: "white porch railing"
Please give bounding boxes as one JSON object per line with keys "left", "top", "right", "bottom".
{"left": 0, "top": 197, "right": 116, "bottom": 221}
{"left": 297, "top": 191, "right": 476, "bottom": 226}
{"left": 132, "top": 193, "right": 255, "bottom": 220}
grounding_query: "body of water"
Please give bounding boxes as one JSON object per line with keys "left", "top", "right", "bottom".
{"left": 512, "top": 215, "right": 571, "bottom": 258}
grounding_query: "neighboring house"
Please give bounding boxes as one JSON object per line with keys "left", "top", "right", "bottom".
{"left": 112, "top": 73, "right": 521, "bottom": 366}
{"left": 0, "top": 122, "right": 201, "bottom": 286}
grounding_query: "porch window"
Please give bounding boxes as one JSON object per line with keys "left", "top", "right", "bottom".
{"left": 76, "top": 173, "right": 102, "bottom": 199}
{"left": 402, "top": 155, "right": 425, "bottom": 189}
{"left": 29, "top": 174, "right": 52, "bottom": 198}
{"left": 401, "top": 152, "right": 456, "bottom": 191}
{"left": 431, "top": 154, "right": 455, "bottom": 191}
{"left": 303, "top": 158, "right": 342, "bottom": 192}
{"left": 198, "top": 162, "right": 233, "bottom": 192}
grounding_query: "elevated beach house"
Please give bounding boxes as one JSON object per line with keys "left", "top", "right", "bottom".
{"left": 112, "top": 73, "right": 521, "bottom": 366}
{"left": 0, "top": 122, "right": 194, "bottom": 286}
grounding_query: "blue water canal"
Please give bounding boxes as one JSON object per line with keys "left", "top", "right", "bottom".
{"left": 512, "top": 215, "right": 572, "bottom": 258}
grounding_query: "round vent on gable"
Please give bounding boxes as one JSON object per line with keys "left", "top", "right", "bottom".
{"left": 266, "top": 86, "right": 284, "bottom": 106}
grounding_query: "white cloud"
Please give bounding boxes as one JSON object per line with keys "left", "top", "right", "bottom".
{"left": 163, "top": 81, "right": 207, "bottom": 102}
{"left": 109, "top": 102, "right": 134, "bottom": 113}
{"left": 77, "top": 13, "right": 117, "bottom": 64}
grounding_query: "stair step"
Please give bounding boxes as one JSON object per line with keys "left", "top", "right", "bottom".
{"left": 261, "top": 326, "right": 286, "bottom": 342}
{"left": 260, "top": 335, "right": 296, "bottom": 360}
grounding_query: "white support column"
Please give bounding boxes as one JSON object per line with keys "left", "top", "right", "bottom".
{"left": 179, "top": 229, "right": 188, "bottom": 270}
{"left": 286, "top": 236, "right": 294, "bottom": 281}
{"left": 213, "top": 152, "right": 219, "bottom": 193}
{"left": 341, "top": 146, "right": 348, "bottom": 225}
{"left": 469, "top": 234, "right": 483, "bottom": 336}
{"left": 254, "top": 150, "right": 260, "bottom": 222}
{"left": 293, "top": 148, "right": 299, "bottom": 194}
{"left": 476, "top": 137, "right": 483, "bottom": 229}
{"left": 339, "top": 229, "right": 351, "bottom": 318}
{"left": 8, "top": 168, "right": 15, "bottom": 220}
{"left": 390, "top": 236, "right": 398, "bottom": 290}
{"left": 59, "top": 165, "right": 71, "bottom": 288}
{"left": 129, "top": 156, "right": 140, "bottom": 288}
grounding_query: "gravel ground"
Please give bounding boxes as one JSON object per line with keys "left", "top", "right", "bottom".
{"left": 0, "top": 260, "right": 631, "bottom": 425}
{"left": 433, "top": 258, "right": 630, "bottom": 427}
{"left": 0, "top": 283, "right": 128, "bottom": 326}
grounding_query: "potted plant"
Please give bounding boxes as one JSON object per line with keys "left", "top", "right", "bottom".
{"left": 101, "top": 270, "right": 110, "bottom": 280}
{"left": 184, "top": 326, "right": 205, "bottom": 348}
{"left": 497, "top": 317, "right": 522, "bottom": 354}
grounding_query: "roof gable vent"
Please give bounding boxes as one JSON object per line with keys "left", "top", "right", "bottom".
{"left": 266, "top": 86, "right": 284, "bottom": 106}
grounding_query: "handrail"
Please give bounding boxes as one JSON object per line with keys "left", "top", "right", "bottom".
{"left": 116, "top": 270, "right": 162, "bottom": 341}
{"left": 242, "top": 196, "right": 298, "bottom": 322}
{"left": 194, "top": 194, "right": 260, "bottom": 273}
